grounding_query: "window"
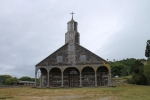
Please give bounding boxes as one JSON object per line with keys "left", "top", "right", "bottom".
{"left": 80, "top": 55, "right": 86, "bottom": 62}
{"left": 57, "top": 56, "right": 62, "bottom": 62}
{"left": 69, "top": 45, "right": 74, "bottom": 51}
{"left": 70, "top": 70, "right": 78, "bottom": 74}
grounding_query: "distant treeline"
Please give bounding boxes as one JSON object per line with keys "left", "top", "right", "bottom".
{"left": 0, "top": 75, "right": 35, "bottom": 85}
{"left": 110, "top": 58, "right": 150, "bottom": 85}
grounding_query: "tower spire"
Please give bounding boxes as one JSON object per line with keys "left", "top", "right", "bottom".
{"left": 66, "top": 12, "right": 80, "bottom": 44}
{"left": 70, "top": 12, "right": 74, "bottom": 21}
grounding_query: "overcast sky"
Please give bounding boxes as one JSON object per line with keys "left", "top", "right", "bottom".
{"left": 0, "top": 0, "right": 150, "bottom": 78}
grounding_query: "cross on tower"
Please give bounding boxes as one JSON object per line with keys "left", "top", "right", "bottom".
{"left": 70, "top": 12, "right": 75, "bottom": 21}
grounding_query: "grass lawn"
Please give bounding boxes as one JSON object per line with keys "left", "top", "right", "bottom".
{"left": 0, "top": 84, "right": 150, "bottom": 100}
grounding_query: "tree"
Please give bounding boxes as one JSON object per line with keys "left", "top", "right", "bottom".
{"left": 111, "top": 65, "right": 124, "bottom": 76}
{"left": 131, "top": 60, "right": 146, "bottom": 85}
{"left": 145, "top": 40, "right": 150, "bottom": 58}
{"left": 144, "top": 58, "right": 150, "bottom": 85}
{"left": 5, "top": 77, "right": 18, "bottom": 85}
{"left": 0, "top": 75, "right": 12, "bottom": 85}
{"left": 131, "top": 60, "right": 144, "bottom": 75}
{"left": 110, "top": 58, "right": 136, "bottom": 77}
{"left": 19, "top": 76, "right": 34, "bottom": 81}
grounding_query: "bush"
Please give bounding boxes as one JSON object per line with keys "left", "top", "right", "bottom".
{"left": 127, "top": 76, "right": 135, "bottom": 84}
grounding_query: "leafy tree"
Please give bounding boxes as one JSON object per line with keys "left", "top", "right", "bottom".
{"left": 144, "top": 58, "right": 150, "bottom": 85}
{"left": 131, "top": 60, "right": 146, "bottom": 85}
{"left": 120, "top": 66, "right": 129, "bottom": 76}
{"left": 121, "top": 58, "right": 136, "bottom": 67}
{"left": 145, "top": 40, "right": 150, "bottom": 58}
{"left": 19, "top": 76, "right": 34, "bottom": 81}
{"left": 5, "top": 77, "right": 18, "bottom": 85}
{"left": 110, "top": 58, "right": 135, "bottom": 76}
{"left": 0, "top": 75, "right": 12, "bottom": 85}
{"left": 131, "top": 60, "right": 144, "bottom": 75}
{"left": 111, "top": 65, "right": 124, "bottom": 76}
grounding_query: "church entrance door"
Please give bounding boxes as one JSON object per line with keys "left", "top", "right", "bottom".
{"left": 69, "top": 74, "right": 79, "bottom": 87}
{"left": 97, "top": 75, "right": 102, "bottom": 86}
{"left": 64, "top": 68, "right": 80, "bottom": 87}
{"left": 69, "top": 70, "right": 79, "bottom": 87}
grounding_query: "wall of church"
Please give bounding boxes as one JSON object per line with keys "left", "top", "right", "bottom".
{"left": 36, "top": 44, "right": 70, "bottom": 66}
{"left": 75, "top": 43, "right": 104, "bottom": 65}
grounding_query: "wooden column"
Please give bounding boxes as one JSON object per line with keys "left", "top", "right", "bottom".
{"left": 95, "top": 70, "right": 97, "bottom": 87}
{"left": 61, "top": 70, "right": 64, "bottom": 87}
{"left": 108, "top": 72, "right": 112, "bottom": 86}
{"left": 47, "top": 72, "right": 49, "bottom": 87}
{"left": 79, "top": 71, "right": 82, "bottom": 87}
{"left": 40, "top": 74, "right": 42, "bottom": 87}
{"left": 35, "top": 71, "right": 37, "bottom": 87}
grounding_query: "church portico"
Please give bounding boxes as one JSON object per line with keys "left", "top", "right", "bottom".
{"left": 97, "top": 66, "right": 109, "bottom": 86}
{"left": 82, "top": 67, "right": 95, "bottom": 87}
{"left": 38, "top": 68, "right": 48, "bottom": 87}
{"left": 63, "top": 67, "right": 80, "bottom": 87}
{"left": 35, "top": 13, "right": 111, "bottom": 88}
{"left": 35, "top": 65, "right": 110, "bottom": 88}
{"left": 49, "top": 67, "right": 61, "bottom": 87}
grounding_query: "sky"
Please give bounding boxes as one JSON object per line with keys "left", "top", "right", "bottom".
{"left": 0, "top": 0, "right": 150, "bottom": 78}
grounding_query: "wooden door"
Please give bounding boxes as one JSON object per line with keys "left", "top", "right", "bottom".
{"left": 69, "top": 74, "right": 79, "bottom": 87}
{"left": 97, "top": 75, "right": 102, "bottom": 86}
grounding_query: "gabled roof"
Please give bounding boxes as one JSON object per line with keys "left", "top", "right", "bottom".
{"left": 36, "top": 42, "right": 108, "bottom": 67}
{"left": 75, "top": 43, "right": 109, "bottom": 65}
{"left": 36, "top": 43, "right": 69, "bottom": 66}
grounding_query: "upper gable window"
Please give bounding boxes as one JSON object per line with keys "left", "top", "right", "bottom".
{"left": 57, "top": 56, "right": 62, "bottom": 62}
{"left": 80, "top": 55, "right": 86, "bottom": 62}
{"left": 69, "top": 45, "right": 74, "bottom": 51}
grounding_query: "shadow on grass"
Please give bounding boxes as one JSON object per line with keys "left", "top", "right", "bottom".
{"left": 0, "top": 96, "right": 14, "bottom": 99}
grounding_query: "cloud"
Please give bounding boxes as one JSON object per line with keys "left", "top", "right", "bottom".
{"left": 0, "top": 0, "right": 150, "bottom": 77}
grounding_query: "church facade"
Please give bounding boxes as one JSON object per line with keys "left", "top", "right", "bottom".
{"left": 35, "top": 13, "right": 111, "bottom": 87}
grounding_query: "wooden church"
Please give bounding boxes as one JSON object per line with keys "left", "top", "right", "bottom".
{"left": 35, "top": 13, "right": 111, "bottom": 87}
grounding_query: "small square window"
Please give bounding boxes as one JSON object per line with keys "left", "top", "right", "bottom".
{"left": 57, "top": 56, "right": 62, "bottom": 62}
{"left": 69, "top": 45, "right": 74, "bottom": 51}
{"left": 80, "top": 55, "right": 86, "bottom": 62}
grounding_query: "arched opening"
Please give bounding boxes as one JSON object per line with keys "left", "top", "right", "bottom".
{"left": 64, "top": 67, "right": 79, "bottom": 87}
{"left": 36, "top": 68, "right": 48, "bottom": 87}
{"left": 70, "top": 70, "right": 78, "bottom": 74}
{"left": 97, "top": 66, "right": 109, "bottom": 86}
{"left": 49, "top": 67, "right": 61, "bottom": 87}
{"left": 35, "top": 69, "right": 41, "bottom": 87}
{"left": 82, "top": 67, "right": 95, "bottom": 87}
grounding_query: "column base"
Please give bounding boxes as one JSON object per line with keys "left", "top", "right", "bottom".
{"left": 61, "top": 86, "right": 64, "bottom": 88}
{"left": 34, "top": 84, "right": 37, "bottom": 87}
{"left": 79, "top": 85, "right": 82, "bottom": 88}
{"left": 46, "top": 85, "right": 49, "bottom": 88}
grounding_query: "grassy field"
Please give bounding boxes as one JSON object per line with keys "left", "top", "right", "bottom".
{"left": 0, "top": 84, "right": 150, "bottom": 100}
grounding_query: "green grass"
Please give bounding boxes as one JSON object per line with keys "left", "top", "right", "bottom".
{"left": 0, "top": 84, "right": 150, "bottom": 100}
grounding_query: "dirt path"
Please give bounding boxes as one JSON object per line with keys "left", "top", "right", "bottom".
{"left": 25, "top": 95, "right": 114, "bottom": 100}
{"left": 51, "top": 95, "right": 83, "bottom": 100}
{"left": 94, "top": 96, "right": 113, "bottom": 100}
{"left": 51, "top": 95, "right": 114, "bottom": 100}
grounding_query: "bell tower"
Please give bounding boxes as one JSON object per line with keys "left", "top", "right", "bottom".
{"left": 65, "top": 12, "right": 80, "bottom": 44}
